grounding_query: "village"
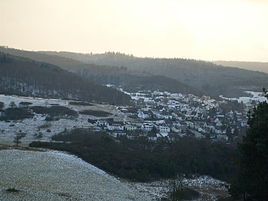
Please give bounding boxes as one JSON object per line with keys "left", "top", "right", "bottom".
{"left": 89, "top": 89, "right": 249, "bottom": 143}
{"left": 1, "top": 88, "right": 263, "bottom": 145}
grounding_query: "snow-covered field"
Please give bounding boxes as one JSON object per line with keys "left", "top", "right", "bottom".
{"left": 0, "top": 148, "right": 229, "bottom": 201}
{"left": 127, "top": 176, "right": 229, "bottom": 201}
{"left": 220, "top": 91, "right": 267, "bottom": 105}
{"left": 0, "top": 149, "right": 152, "bottom": 201}
{"left": 0, "top": 94, "right": 126, "bottom": 146}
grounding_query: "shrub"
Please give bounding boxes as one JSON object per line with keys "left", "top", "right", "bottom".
{"left": 31, "top": 106, "right": 78, "bottom": 119}
{"left": 0, "top": 108, "right": 33, "bottom": 120}
{"left": 0, "top": 102, "right": 4, "bottom": 109}
{"left": 6, "top": 188, "right": 20, "bottom": 193}
{"left": 79, "top": 110, "right": 111, "bottom": 117}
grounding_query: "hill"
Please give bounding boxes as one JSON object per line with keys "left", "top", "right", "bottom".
{"left": 214, "top": 60, "right": 268, "bottom": 74}
{"left": 0, "top": 47, "right": 203, "bottom": 96}
{"left": 44, "top": 51, "right": 268, "bottom": 98}
{"left": 0, "top": 52, "right": 131, "bottom": 105}
{"left": 0, "top": 149, "right": 151, "bottom": 201}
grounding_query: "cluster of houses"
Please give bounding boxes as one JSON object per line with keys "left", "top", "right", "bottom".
{"left": 88, "top": 90, "right": 249, "bottom": 142}
{"left": 0, "top": 90, "right": 255, "bottom": 144}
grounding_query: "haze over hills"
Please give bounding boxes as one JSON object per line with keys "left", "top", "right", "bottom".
{"left": 214, "top": 61, "right": 268, "bottom": 74}
{"left": 0, "top": 52, "right": 131, "bottom": 105}
{"left": 42, "top": 51, "right": 268, "bottom": 98}
{"left": 1, "top": 47, "right": 268, "bottom": 98}
{"left": 0, "top": 47, "right": 202, "bottom": 95}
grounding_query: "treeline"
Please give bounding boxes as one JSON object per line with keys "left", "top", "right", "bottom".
{"left": 0, "top": 52, "right": 131, "bottom": 105}
{"left": 0, "top": 105, "right": 78, "bottom": 121}
{"left": 50, "top": 51, "right": 268, "bottom": 97}
{"left": 30, "top": 129, "right": 238, "bottom": 182}
{"left": 0, "top": 47, "right": 202, "bottom": 96}
{"left": 1, "top": 47, "right": 268, "bottom": 97}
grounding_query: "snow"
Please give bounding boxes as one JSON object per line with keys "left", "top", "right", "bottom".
{"left": 0, "top": 94, "right": 123, "bottom": 146}
{"left": 126, "top": 176, "right": 229, "bottom": 201}
{"left": 0, "top": 94, "right": 69, "bottom": 109}
{"left": 0, "top": 149, "right": 152, "bottom": 201}
{"left": 220, "top": 91, "right": 267, "bottom": 104}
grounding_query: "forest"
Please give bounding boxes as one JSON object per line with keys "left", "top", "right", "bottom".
{"left": 0, "top": 52, "right": 131, "bottom": 105}
{"left": 41, "top": 51, "right": 268, "bottom": 98}
{"left": 1, "top": 47, "right": 268, "bottom": 98}
{"left": 30, "top": 129, "right": 237, "bottom": 182}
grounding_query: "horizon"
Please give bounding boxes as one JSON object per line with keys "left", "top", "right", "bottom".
{"left": 1, "top": 0, "right": 268, "bottom": 63}
{"left": 1, "top": 45, "right": 268, "bottom": 63}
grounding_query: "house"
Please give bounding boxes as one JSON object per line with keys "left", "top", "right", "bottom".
{"left": 141, "top": 123, "right": 154, "bottom": 131}
{"left": 95, "top": 120, "right": 108, "bottom": 127}
{"left": 107, "top": 123, "right": 124, "bottom": 131}
{"left": 124, "top": 124, "right": 138, "bottom": 131}
{"left": 158, "top": 126, "right": 170, "bottom": 133}
{"left": 138, "top": 111, "right": 149, "bottom": 119}
{"left": 110, "top": 131, "right": 126, "bottom": 138}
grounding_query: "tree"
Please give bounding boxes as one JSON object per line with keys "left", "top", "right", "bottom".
{"left": 13, "top": 134, "right": 22, "bottom": 146}
{"left": 13, "top": 132, "right": 26, "bottom": 146}
{"left": 230, "top": 90, "right": 268, "bottom": 200}
{"left": 9, "top": 101, "right": 16, "bottom": 108}
{"left": 0, "top": 102, "right": 4, "bottom": 109}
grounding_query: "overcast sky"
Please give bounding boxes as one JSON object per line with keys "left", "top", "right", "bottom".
{"left": 0, "top": 0, "right": 268, "bottom": 61}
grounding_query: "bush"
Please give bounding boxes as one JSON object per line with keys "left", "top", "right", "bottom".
{"left": 0, "top": 108, "right": 33, "bottom": 120}
{"left": 0, "top": 102, "right": 4, "bottom": 109}
{"left": 19, "top": 102, "right": 33, "bottom": 107}
{"left": 31, "top": 106, "right": 78, "bottom": 119}
{"left": 79, "top": 109, "right": 111, "bottom": 117}
{"left": 6, "top": 188, "right": 20, "bottom": 193}
{"left": 167, "top": 175, "right": 200, "bottom": 201}
{"left": 169, "top": 187, "right": 199, "bottom": 201}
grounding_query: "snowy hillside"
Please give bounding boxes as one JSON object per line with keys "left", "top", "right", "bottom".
{"left": 0, "top": 149, "right": 152, "bottom": 201}
{"left": 0, "top": 94, "right": 127, "bottom": 146}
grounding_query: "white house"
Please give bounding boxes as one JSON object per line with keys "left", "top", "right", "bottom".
{"left": 141, "top": 124, "right": 154, "bottom": 131}
{"left": 124, "top": 124, "right": 137, "bottom": 131}
{"left": 159, "top": 126, "right": 170, "bottom": 133}
{"left": 107, "top": 124, "right": 124, "bottom": 131}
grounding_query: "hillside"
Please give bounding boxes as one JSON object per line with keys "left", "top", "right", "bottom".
{"left": 0, "top": 47, "right": 203, "bottom": 96}
{"left": 44, "top": 51, "right": 268, "bottom": 98}
{"left": 0, "top": 149, "right": 151, "bottom": 201}
{"left": 0, "top": 52, "right": 131, "bottom": 105}
{"left": 214, "top": 60, "right": 268, "bottom": 74}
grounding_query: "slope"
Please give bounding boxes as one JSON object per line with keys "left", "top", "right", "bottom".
{"left": 0, "top": 52, "right": 131, "bottom": 105}
{"left": 0, "top": 149, "right": 151, "bottom": 201}
{"left": 45, "top": 51, "right": 268, "bottom": 97}
{"left": 214, "top": 60, "right": 268, "bottom": 74}
{"left": 0, "top": 47, "right": 201, "bottom": 95}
